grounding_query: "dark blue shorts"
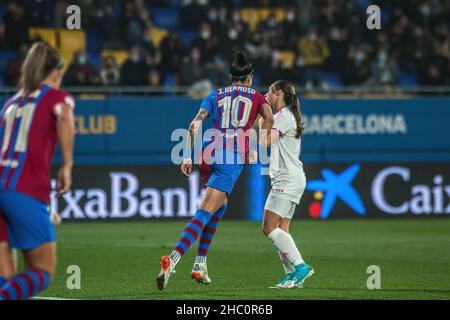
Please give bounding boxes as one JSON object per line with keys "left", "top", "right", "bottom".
{"left": 0, "top": 191, "right": 55, "bottom": 250}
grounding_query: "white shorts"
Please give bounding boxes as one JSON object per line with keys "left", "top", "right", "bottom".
{"left": 264, "top": 195, "right": 297, "bottom": 219}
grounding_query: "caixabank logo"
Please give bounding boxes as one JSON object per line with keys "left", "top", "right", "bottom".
{"left": 305, "top": 164, "right": 366, "bottom": 219}
{"left": 303, "top": 163, "right": 450, "bottom": 219}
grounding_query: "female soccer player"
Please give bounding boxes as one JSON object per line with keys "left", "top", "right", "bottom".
{"left": 156, "top": 52, "right": 274, "bottom": 290}
{"left": 261, "top": 80, "right": 313, "bottom": 289}
{"left": 0, "top": 42, "right": 75, "bottom": 300}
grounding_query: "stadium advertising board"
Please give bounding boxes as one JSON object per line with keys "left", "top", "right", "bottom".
{"left": 52, "top": 163, "right": 450, "bottom": 221}
{"left": 38, "top": 97, "right": 450, "bottom": 164}
{"left": 297, "top": 163, "right": 450, "bottom": 220}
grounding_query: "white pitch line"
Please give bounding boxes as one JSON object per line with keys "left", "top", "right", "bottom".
{"left": 31, "top": 296, "right": 80, "bottom": 300}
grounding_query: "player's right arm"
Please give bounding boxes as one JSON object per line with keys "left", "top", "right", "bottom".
{"left": 181, "top": 108, "right": 209, "bottom": 178}
{"left": 55, "top": 102, "right": 75, "bottom": 195}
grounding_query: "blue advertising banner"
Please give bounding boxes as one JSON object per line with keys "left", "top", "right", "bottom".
{"left": 300, "top": 99, "right": 450, "bottom": 162}
{"left": 2, "top": 97, "right": 449, "bottom": 164}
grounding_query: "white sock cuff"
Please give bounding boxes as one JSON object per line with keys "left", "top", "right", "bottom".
{"left": 195, "top": 255, "right": 207, "bottom": 264}
{"left": 267, "top": 228, "right": 282, "bottom": 242}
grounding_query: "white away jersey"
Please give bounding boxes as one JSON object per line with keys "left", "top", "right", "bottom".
{"left": 269, "top": 106, "right": 306, "bottom": 204}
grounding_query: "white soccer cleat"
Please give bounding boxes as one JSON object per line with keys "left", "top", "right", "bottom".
{"left": 191, "top": 263, "right": 211, "bottom": 285}
{"left": 156, "top": 255, "right": 175, "bottom": 291}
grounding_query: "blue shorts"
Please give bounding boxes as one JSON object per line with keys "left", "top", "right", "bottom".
{"left": 199, "top": 149, "right": 245, "bottom": 195}
{"left": 0, "top": 191, "right": 55, "bottom": 250}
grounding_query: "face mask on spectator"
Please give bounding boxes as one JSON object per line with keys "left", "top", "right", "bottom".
{"left": 208, "top": 10, "right": 218, "bottom": 21}
{"left": 355, "top": 51, "right": 365, "bottom": 62}
{"left": 143, "top": 34, "right": 152, "bottom": 43}
{"left": 419, "top": 4, "right": 430, "bottom": 16}
{"left": 308, "top": 33, "right": 317, "bottom": 42}
{"left": 378, "top": 51, "right": 388, "bottom": 64}
{"left": 267, "top": 18, "right": 277, "bottom": 28}
{"left": 200, "top": 30, "right": 211, "bottom": 40}
{"left": 77, "top": 54, "right": 87, "bottom": 65}
{"left": 228, "top": 29, "right": 238, "bottom": 40}
{"left": 330, "top": 29, "right": 340, "bottom": 40}
{"left": 130, "top": 53, "right": 140, "bottom": 62}
{"left": 286, "top": 12, "right": 295, "bottom": 22}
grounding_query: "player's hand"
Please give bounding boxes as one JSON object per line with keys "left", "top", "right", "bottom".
{"left": 249, "top": 150, "right": 258, "bottom": 164}
{"left": 50, "top": 212, "right": 62, "bottom": 226}
{"left": 56, "top": 164, "right": 72, "bottom": 196}
{"left": 181, "top": 158, "right": 193, "bottom": 178}
{"left": 190, "top": 119, "right": 202, "bottom": 132}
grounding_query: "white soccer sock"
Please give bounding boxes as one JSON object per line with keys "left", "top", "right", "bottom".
{"left": 170, "top": 250, "right": 182, "bottom": 267}
{"left": 195, "top": 255, "right": 207, "bottom": 264}
{"left": 278, "top": 249, "right": 294, "bottom": 274}
{"left": 268, "top": 228, "right": 304, "bottom": 267}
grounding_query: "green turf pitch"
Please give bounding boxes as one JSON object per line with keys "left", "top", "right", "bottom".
{"left": 34, "top": 219, "right": 450, "bottom": 300}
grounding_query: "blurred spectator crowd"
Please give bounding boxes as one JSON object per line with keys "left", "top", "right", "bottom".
{"left": 0, "top": 0, "right": 449, "bottom": 92}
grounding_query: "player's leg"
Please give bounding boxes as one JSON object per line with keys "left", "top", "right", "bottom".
{"left": 0, "top": 243, "right": 55, "bottom": 300}
{"left": 157, "top": 187, "right": 227, "bottom": 290}
{"left": 192, "top": 201, "right": 228, "bottom": 284}
{"left": 0, "top": 213, "right": 15, "bottom": 286}
{"left": 263, "top": 196, "right": 313, "bottom": 288}
{"left": 262, "top": 206, "right": 295, "bottom": 288}
{"left": 279, "top": 206, "right": 314, "bottom": 288}
{"left": 276, "top": 218, "right": 294, "bottom": 274}
{"left": 0, "top": 192, "right": 56, "bottom": 300}
{"left": 0, "top": 243, "right": 16, "bottom": 283}
{"left": 171, "top": 186, "right": 227, "bottom": 264}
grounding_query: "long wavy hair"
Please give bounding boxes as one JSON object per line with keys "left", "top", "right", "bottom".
{"left": 19, "top": 42, "right": 63, "bottom": 96}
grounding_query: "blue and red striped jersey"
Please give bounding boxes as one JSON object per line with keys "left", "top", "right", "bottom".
{"left": 199, "top": 84, "right": 269, "bottom": 162}
{"left": 0, "top": 85, "right": 75, "bottom": 204}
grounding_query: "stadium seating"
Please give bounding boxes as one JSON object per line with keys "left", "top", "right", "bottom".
{"left": 163, "top": 72, "right": 176, "bottom": 96}
{"left": 149, "top": 27, "right": 168, "bottom": 48}
{"left": 323, "top": 72, "right": 343, "bottom": 88}
{"left": 28, "top": 28, "right": 58, "bottom": 49}
{"left": 0, "top": 4, "right": 6, "bottom": 19}
{"left": 59, "top": 29, "right": 87, "bottom": 67}
{"left": 277, "top": 50, "right": 296, "bottom": 69}
{"left": 240, "top": 8, "right": 285, "bottom": 32}
{"left": 151, "top": 8, "right": 179, "bottom": 30}
{"left": 179, "top": 29, "right": 197, "bottom": 50}
{"left": 88, "top": 52, "right": 102, "bottom": 70}
{"left": 398, "top": 72, "right": 419, "bottom": 88}
{"left": 167, "top": 0, "right": 183, "bottom": 10}
{"left": 101, "top": 50, "right": 129, "bottom": 66}
{"left": 86, "top": 30, "right": 102, "bottom": 54}
{"left": 0, "top": 50, "right": 16, "bottom": 86}
{"left": 240, "top": 9, "right": 260, "bottom": 32}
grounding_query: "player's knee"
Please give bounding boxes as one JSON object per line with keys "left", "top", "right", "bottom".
{"left": 262, "top": 221, "right": 276, "bottom": 237}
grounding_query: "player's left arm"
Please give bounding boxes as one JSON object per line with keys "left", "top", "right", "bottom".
{"left": 55, "top": 102, "right": 75, "bottom": 195}
{"left": 181, "top": 108, "right": 209, "bottom": 178}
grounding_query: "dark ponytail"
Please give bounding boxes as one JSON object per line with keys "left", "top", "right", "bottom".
{"left": 273, "top": 80, "right": 304, "bottom": 138}
{"left": 229, "top": 51, "right": 254, "bottom": 83}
